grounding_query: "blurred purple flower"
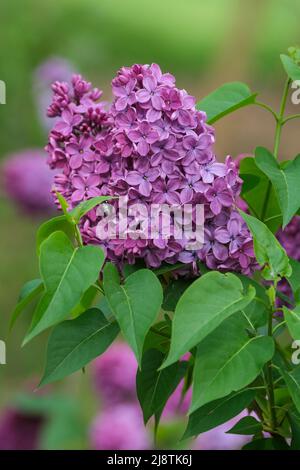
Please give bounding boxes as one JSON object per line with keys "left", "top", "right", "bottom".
{"left": 193, "top": 411, "right": 252, "bottom": 450}
{"left": 33, "top": 57, "right": 75, "bottom": 131}
{"left": 0, "top": 409, "right": 44, "bottom": 450}
{"left": 90, "top": 404, "right": 151, "bottom": 450}
{"left": 2, "top": 149, "right": 56, "bottom": 215}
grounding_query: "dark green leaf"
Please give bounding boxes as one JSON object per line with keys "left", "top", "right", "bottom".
{"left": 24, "top": 231, "right": 105, "bottom": 344}
{"left": 10, "top": 279, "right": 44, "bottom": 330}
{"left": 162, "top": 272, "right": 255, "bottom": 368}
{"left": 239, "top": 157, "right": 281, "bottom": 232}
{"left": 196, "top": 82, "right": 257, "bottom": 124}
{"left": 288, "top": 258, "right": 300, "bottom": 299}
{"left": 137, "top": 349, "right": 187, "bottom": 424}
{"left": 162, "top": 278, "right": 191, "bottom": 311}
{"left": 242, "top": 437, "right": 290, "bottom": 450}
{"left": 239, "top": 211, "right": 291, "bottom": 280}
{"left": 226, "top": 416, "right": 262, "bottom": 435}
{"left": 183, "top": 389, "right": 255, "bottom": 439}
{"left": 289, "top": 407, "right": 300, "bottom": 449}
{"left": 191, "top": 313, "right": 274, "bottom": 411}
{"left": 255, "top": 147, "right": 300, "bottom": 228}
{"left": 40, "top": 308, "right": 119, "bottom": 386}
{"left": 103, "top": 263, "right": 163, "bottom": 367}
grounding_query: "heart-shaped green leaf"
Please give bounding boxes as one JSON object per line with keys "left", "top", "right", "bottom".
{"left": 103, "top": 263, "right": 163, "bottom": 367}
{"left": 196, "top": 82, "right": 257, "bottom": 124}
{"left": 40, "top": 308, "right": 119, "bottom": 386}
{"left": 162, "top": 272, "right": 255, "bottom": 368}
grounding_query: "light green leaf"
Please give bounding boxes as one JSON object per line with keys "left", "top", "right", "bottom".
{"left": 136, "top": 349, "right": 187, "bottom": 424}
{"left": 255, "top": 147, "right": 300, "bottom": 228}
{"left": 40, "top": 308, "right": 119, "bottom": 386}
{"left": 196, "top": 82, "right": 257, "bottom": 124}
{"left": 239, "top": 156, "right": 281, "bottom": 232}
{"left": 283, "top": 306, "right": 300, "bottom": 341}
{"left": 69, "top": 196, "right": 114, "bottom": 223}
{"left": 55, "top": 191, "right": 69, "bottom": 215}
{"left": 24, "top": 231, "right": 105, "bottom": 344}
{"left": 182, "top": 389, "right": 255, "bottom": 439}
{"left": 162, "top": 272, "right": 255, "bottom": 368}
{"left": 281, "top": 54, "right": 300, "bottom": 81}
{"left": 287, "top": 258, "right": 300, "bottom": 300}
{"left": 239, "top": 211, "right": 291, "bottom": 280}
{"left": 280, "top": 366, "right": 300, "bottom": 413}
{"left": 237, "top": 275, "right": 269, "bottom": 328}
{"left": 37, "top": 215, "right": 75, "bottom": 255}
{"left": 190, "top": 313, "right": 274, "bottom": 411}
{"left": 103, "top": 263, "right": 163, "bottom": 367}
{"left": 226, "top": 416, "right": 262, "bottom": 435}
{"left": 10, "top": 279, "right": 44, "bottom": 331}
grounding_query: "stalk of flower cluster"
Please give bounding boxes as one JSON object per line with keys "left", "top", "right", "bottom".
{"left": 262, "top": 78, "right": 291, "bottom": 433}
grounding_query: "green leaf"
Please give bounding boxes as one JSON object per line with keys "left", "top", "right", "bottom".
{"left": 280, "top": 366, "right": 300, "bottom": 413}
{"left": 182, "top": 389, "right": 255, "bottom": 439}
{"left": 40, "top": 308, "right": 119, "bottom": 386}
{"left": 287, "top": 258, "right": 300, "bottom": 300}
{"left": 196, "top": 82, "right": 257, "bottom": 124}
{"left": 136, "top": 349, "right": 187, "bottom": 424}
{"left": 239, "top": 210, "right": 291, "bottom": 280}
{"left": 242, "top": 437, "right": 290, "bottom": 450}
{"left": 24, "top": 231, "right": 105, "bottom": 344}
{"left": 143, "top": 321, "right": 171, "bottom": 354}
{"left": 10, "top": 279, "right": 44, "bottom": 331}
{"left": 162, "top": 278, "right": 191, "bottom": 312}
{"left": 190, "top": 313, "right": 274, "bottom": 411}
{"left": 255, "top": 147, "right": 300, "bottom": 228}
{"left": 37, "top": 215, "right": 75, "bottom": 255}
{"left": 69, "top": 196, "right": 113, "bottom": 223}
{"left": 289, "top": 407, "right": 300, "bottom": 449}
{"left": 283, "top": 306, "right": 300, "bottom": 340}
{"left": 226, "top": 416, "right": 263, "bottom": 435}
{"left": 239, "top": 157, "right": 281, "bottom": 232}
{"left": 55, "top": 191, "right": 69, "bottom": 215}
{"left": 281, "top": 54, "right": 300, "bottom": 81}
{"left": 162, "top": 272, "right": 255, "bottom": 368}
{"left": 103, "top": 263, "right": 163, "bottom": 367}
{"left": 237, "top": 275, "right": 269, "bottom": 328}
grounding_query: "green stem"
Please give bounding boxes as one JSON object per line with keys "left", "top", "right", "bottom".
{"left": 255, "top": 101, "right": 279, "bottom": 122}
{"left": 75, "top": 224, "right": 83, "bottom": 247}
{"left": 266, "top": 307, "right": 277, "bottom": 432}
{"left": 260, "top": 78, "right": 291, "bottom": 222}
{"left": 273, "top": 78, "right": 291, "bottom": 159}
{"left": 282, "top": 113, "right": 300, "bottom": 125}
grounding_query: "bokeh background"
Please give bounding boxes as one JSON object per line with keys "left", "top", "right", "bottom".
{"left": 0, "top": 0, "right": 300, "bottom": 449}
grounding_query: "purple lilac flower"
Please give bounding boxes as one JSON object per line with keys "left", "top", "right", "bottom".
{"left": 0, "top": 408, "right": 44, "bottom": 450}
{"left": 1, "top": 149, "right": 56, "bottom": 215}
{"left": 90, "top": 404, "right": 151, "bottom": 450}
{"left": 45, "top": 65, "right": 257, "bottom": 274}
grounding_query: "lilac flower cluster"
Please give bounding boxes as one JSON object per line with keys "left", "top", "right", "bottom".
{"left": 1, "top": 149, "right": 56, "bottom": 215}
{"left": 46, "top": 64, "right": 257, "bottom": 274}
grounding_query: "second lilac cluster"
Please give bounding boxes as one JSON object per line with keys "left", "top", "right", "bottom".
{"left": 46, "top": 64, "right": 257, "bottom": 274}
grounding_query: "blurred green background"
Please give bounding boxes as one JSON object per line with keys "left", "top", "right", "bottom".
{"left": 0, "top": 0, "right": 300, "bottom": 449}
